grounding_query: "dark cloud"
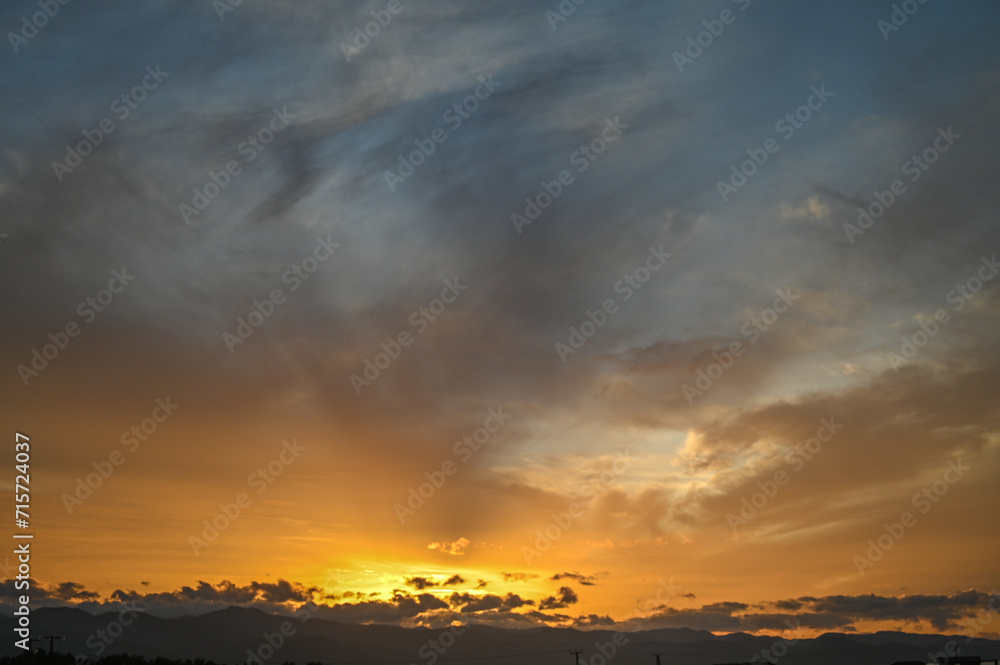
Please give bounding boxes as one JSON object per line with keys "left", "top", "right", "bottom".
{"left": 448, "top": 592, "right": 534, "bottom": 614}
{"left": 802, "top": 591, "right": 995, "bottom": 632}
{"left": 552, "top": 572, "right": 598, "bottom": 586}
{"left": 574, "top": 614, "right": 616, "bottom": 627}
{"left": 539, "top": 587, "right": 579, "bottom": 611}
{"left": 740, "top": 612, "right": 853, "bottom": 632}
{"left": 309, "top": 591, "right": 449, "bottom": 625}
{"left": 101, "top": 579, "right": 318, "bottom": 614}
{"left": 2, "top": 579, "right": 997, "bottom": 635}
{"left": 637, "top": 591, "right": 1000, "bottom": 635}
{"left": 404, "top": 577, "right": 438, "bottom": 590}
{"left": 704, "top": 601, "right": 750, "bottom": 613}
{"left": 0, "top": 579, "right": 50, "bottom": 602}
{"left": 51, "top": 582, "right": 100, "bottom": 601}
{"left": 248, "top": 579, "right": 318, "bottom": 603}
{"left": 0, "top": 579, "right": 316, "bottom": 618}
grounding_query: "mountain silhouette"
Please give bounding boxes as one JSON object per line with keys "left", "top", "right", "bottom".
{"left": 2, "top": 607, "right": 997, "bottom": 665}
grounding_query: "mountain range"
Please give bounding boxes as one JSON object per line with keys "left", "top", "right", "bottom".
{"left": 3, "top": 606, "right": 999, "bottom": 665}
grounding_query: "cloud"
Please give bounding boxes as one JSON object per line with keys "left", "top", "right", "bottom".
{"left": 427, "top": 537, "right": 471, "bottom": 556}
{"left": 400, "top": 575, "right": 465, "bottom": 590}
{"left": 1, "top": 0, "right": 998, "bottom": 638}
{"left": 635, "top": 590, "right": 1000, "bottom": 635}
{"left": 552, "top": 572, "right": 598, "bottom": 586}
{"left": 3, "top": 578, "right": 997, "bottom": 636}
{"left": 777, "top": 196, "right": 830, "bottom": 220}
{"left": 573, "top": 614, "right": 616, "bottom": 627}
{"left": 448, "top": 592, "right": 534, "bottom": 614}
{"left": 404, "top": 577, "right": 438, "bottom": 590}
{"left": 0, "top": 579, "right": 319, "bottom": 618}
{"left": 107, "top": 579, "right": 314, "bottom": 605}
{"left": 51, "top": 582, "right": 100, "bottom": 601}
{"left": 309, "top": 591, "right": 449, "bottom": 624}
{"left": 539, "top": 586, "right": 579, "bottom": 610}
{"left": 670, "top": 360, "right": 1000, "bottom": 543}
{"left": 795, "top": 590, "right": 998, "bottom": 632}
{"left": 248, "top": 579, "right": 319, "bottom": 603}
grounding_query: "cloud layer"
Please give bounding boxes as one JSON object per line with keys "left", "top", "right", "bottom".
{"left": 1, "top": 0, "right": 998, "bottom": 634}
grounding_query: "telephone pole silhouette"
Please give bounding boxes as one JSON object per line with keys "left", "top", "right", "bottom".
{"left": 655, "top": 653, "right": 664, "bottom": 665}
{"left": 570, "top": 649, "right": 583, "bottom": 665}
{"left": 40, "top": 636, "right": 65, "bottom": 655}
{"left": 25, "top": 636, "right": 63, "bottom": 665}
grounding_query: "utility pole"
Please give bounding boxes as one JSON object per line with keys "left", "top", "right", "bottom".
{"left": 25, "top": 637, "right": 44, "bottom": 665}
{"left": 655, "top": 653, "right": 664, "bottom": 665}
{"left": 40, "top": 636, "right": 65, "bottom": 655}
{"left": 571, "top": 649, "right": 583, "bottom": 665}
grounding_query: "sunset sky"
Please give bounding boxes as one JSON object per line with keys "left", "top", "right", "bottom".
{"left": 2, "top": 0, "right": 999, "bottom": 639}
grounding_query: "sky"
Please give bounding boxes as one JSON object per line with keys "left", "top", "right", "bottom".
{"left": 1, "top": 0, "right": 999, "bottom": 639}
